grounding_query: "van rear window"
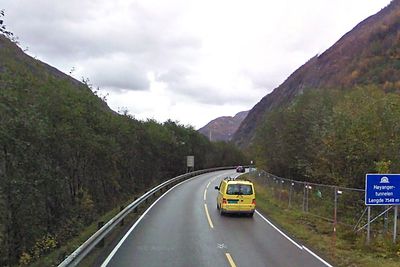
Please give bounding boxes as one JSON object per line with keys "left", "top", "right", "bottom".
{"left": 226, "top": 184, "right": 253, "bottom": 195}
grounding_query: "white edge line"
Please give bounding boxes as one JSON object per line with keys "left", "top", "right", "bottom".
{"left": 302, "top": 246, "right": 333, "bottom": 267}
{"left": 255, "top": 210, "right": 303, "bottom": 250}
{"left": 101, "top": 175, "right": 201, "bottom": 267}
{"left": 255, "top": 210, "right": 333, "bottom": 267}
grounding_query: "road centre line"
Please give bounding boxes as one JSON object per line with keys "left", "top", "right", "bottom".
{"left": 101, "top": 175, "right": 202, "bottom": 267}
{"left": 255, "top": 210, "right": 333, "bottom": 267}
{"left": 204, "top": 204, "right": 214, "bottom": 229}
{"left": 225, "top": 253, "right": 237, "bottom": 267}
{"left": 203, "top": 173, "right": 229, "bottom": 229}
{"left": 204, "top": 173, "right": 227, "bottom": 203}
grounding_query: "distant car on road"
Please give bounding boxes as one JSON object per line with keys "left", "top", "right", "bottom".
{"left": 236, "top": 166, "right": 245, "bottom": 173}
{"left": 215, "top": 177, "right": 256, "bottom": 217}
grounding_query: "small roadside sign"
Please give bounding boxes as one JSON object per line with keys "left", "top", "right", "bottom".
{"left": 187, "top": 156, "right": 194, "bottom": 168}
{"left": 365, "top": 174, "right": 400, "bottom": 205}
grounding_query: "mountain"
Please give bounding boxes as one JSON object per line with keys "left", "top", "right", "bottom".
{"left": 233, "top": 0, "right": 400, "bottom": 148}
{"left": 0, "top": 35, "right": 83, "bottom": 88}
{"left": 198, "top": 111, "right": 249, "bottom": 142}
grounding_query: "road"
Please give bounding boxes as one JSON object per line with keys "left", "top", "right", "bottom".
{"left": 101, "top": 170, "right": 333, "bottom": 267}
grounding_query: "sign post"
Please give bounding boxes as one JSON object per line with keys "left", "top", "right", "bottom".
{"left": 394, "top": 205, "right": 398, "bottom": 244}
{"left": 365, "top": 174, "right": 400, "bottom": 244}
{"left": 367, "top": 206, "right": 371, "bottom": 245}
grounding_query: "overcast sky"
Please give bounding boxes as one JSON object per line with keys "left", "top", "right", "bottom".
{"left": 2, "top": 0, "right": 392, "bottom": 128}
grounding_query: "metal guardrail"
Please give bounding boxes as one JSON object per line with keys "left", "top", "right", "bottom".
{"left": 58, "top": 166, "right": 236, "bottom": 267}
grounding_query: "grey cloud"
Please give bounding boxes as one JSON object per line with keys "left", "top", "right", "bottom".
{"left": 156, "top": 65, "right": 268, "bottom": 106}
{"left": 159, "top": 76, "right": 258, "bottom": 106}
{"left": 84, "top": 59, "right": 150, "bottom": 91}
{"left": 3, "top": 0, "right": 202, "bottom": 92}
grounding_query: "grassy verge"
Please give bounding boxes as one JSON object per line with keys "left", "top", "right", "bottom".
{"left": 29, "top": 193, "right": 154, "bottom": 267}
{"left": 30, "top": 204, "right": 125, "bottom": 267}
{"left": 250, "top": 177, "right": 400, "bottom": 267}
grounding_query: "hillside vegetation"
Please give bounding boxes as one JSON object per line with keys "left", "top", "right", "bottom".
{"left": 254, "top": 86, "right": 400, "bottom": 188}
{"left": 0, "top": 35, "right": 246, "bottom": 266}
{"left": 251, "top": 1, "right": 400, "bottom": 188}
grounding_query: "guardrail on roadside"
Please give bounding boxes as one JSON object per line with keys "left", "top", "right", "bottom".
{"left": 58, "top": 166, "right": 236, "bottom": 267}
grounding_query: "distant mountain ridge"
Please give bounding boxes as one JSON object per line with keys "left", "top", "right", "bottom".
{"left": 233, "top": 0, "right": 400, "bottom": 148}
{"left": 198, "top": 111, "right": 248, "bottom": 142}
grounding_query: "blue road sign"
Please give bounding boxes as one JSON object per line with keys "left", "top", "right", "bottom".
{"left": 365, "top": 174, "right": 400, "bottom": 205}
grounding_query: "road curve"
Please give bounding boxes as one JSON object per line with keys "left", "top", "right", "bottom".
{"left": 102, "top": 170, "right": 332, "bottom": 267}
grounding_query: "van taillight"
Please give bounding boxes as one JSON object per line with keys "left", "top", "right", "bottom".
{"left": 222, "top": 198, "right": 227, "bottom": 204}
{"left": 252, "top": 199, "right": 256, "bottom": 205}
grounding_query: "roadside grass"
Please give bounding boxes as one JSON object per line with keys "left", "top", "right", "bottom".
{"left": 29, "top": 204, "right": 123, "bottom": 267}
{"left": 29, "top": 194, "right": 151, "bottom": 267}
{"left": 250, "top": 178, "right": 400, "bottom": 267}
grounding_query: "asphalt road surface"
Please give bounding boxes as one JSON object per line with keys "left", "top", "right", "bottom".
{"left": 102, "top": 170, "right": 333, "bottom": 267}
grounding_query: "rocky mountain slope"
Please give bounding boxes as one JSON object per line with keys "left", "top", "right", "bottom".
{"left": 198, "top": 111, "right": 248, "bottom": 142}
{"left": 233, "top": 0, "right": 400, "bottom": 148}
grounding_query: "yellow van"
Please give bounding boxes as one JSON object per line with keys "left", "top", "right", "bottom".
{"left": 215, "top": 177, "right": 256, "bottom": 217}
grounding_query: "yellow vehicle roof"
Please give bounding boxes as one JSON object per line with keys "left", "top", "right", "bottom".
{"left": 225, "top": 180, "right": 253, "bottom": 185}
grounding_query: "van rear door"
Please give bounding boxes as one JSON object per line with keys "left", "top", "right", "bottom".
{"left": 226, "top": 183, "right": 254, "bottom": 211}
{"left": 237, "top": 184, "right": 254, "bottom": 211}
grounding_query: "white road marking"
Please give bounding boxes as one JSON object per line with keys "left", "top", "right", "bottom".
{"left": 303, "top": 246, "right": 334, "bottom": 267}
{"left": 255, "top": 210, "right": 333, "bottom": 267}
{"left": 204, "top": 204, "right": 214, "bottom": 229}
{"left": 203, "top": 173, "right": 227, "bottom": 203}
{"left": 217, "top": 243, "right": 227, "bottom": 249}
{"left": 225, "top": 253, "right": 237, "bottom": 267}
{"left": 101, "top": 175, "right": 203, "bottom": 267}
{"left": 255, "top": 210, "right": 303, "bottom": 249}
{"left": 203, "top": 172, "right": 232, "bottom": 230}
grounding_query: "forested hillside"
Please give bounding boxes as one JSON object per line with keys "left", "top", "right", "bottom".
{"left": 0, "top": 34, "right": 246, "bottom": 266}
{"left": 254, "top": 87, "right": 400, "bottom": 188}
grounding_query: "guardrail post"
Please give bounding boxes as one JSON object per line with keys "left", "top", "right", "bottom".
{"left": 302, "top": 184, "right": 306, "bottom": 212}
{"left": 134, "top": 197, "right": 138, "bottom": 213}
{"left": 120, "top": 206, "right": 124, "bottom": 226}
{"left": 333, "top": 187, "right": 338, "bottom": 258}
{"left": 303, "top": 183, "right": 309, "bottom": 213}
{"left": 97, "top": 221, "right": 105, "bottom": 248}
{"left": 306, "top": 184, "right": 309, "bottom": 213}
{"left": 288, "top": 182, "right": 293, "bottom": 208}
